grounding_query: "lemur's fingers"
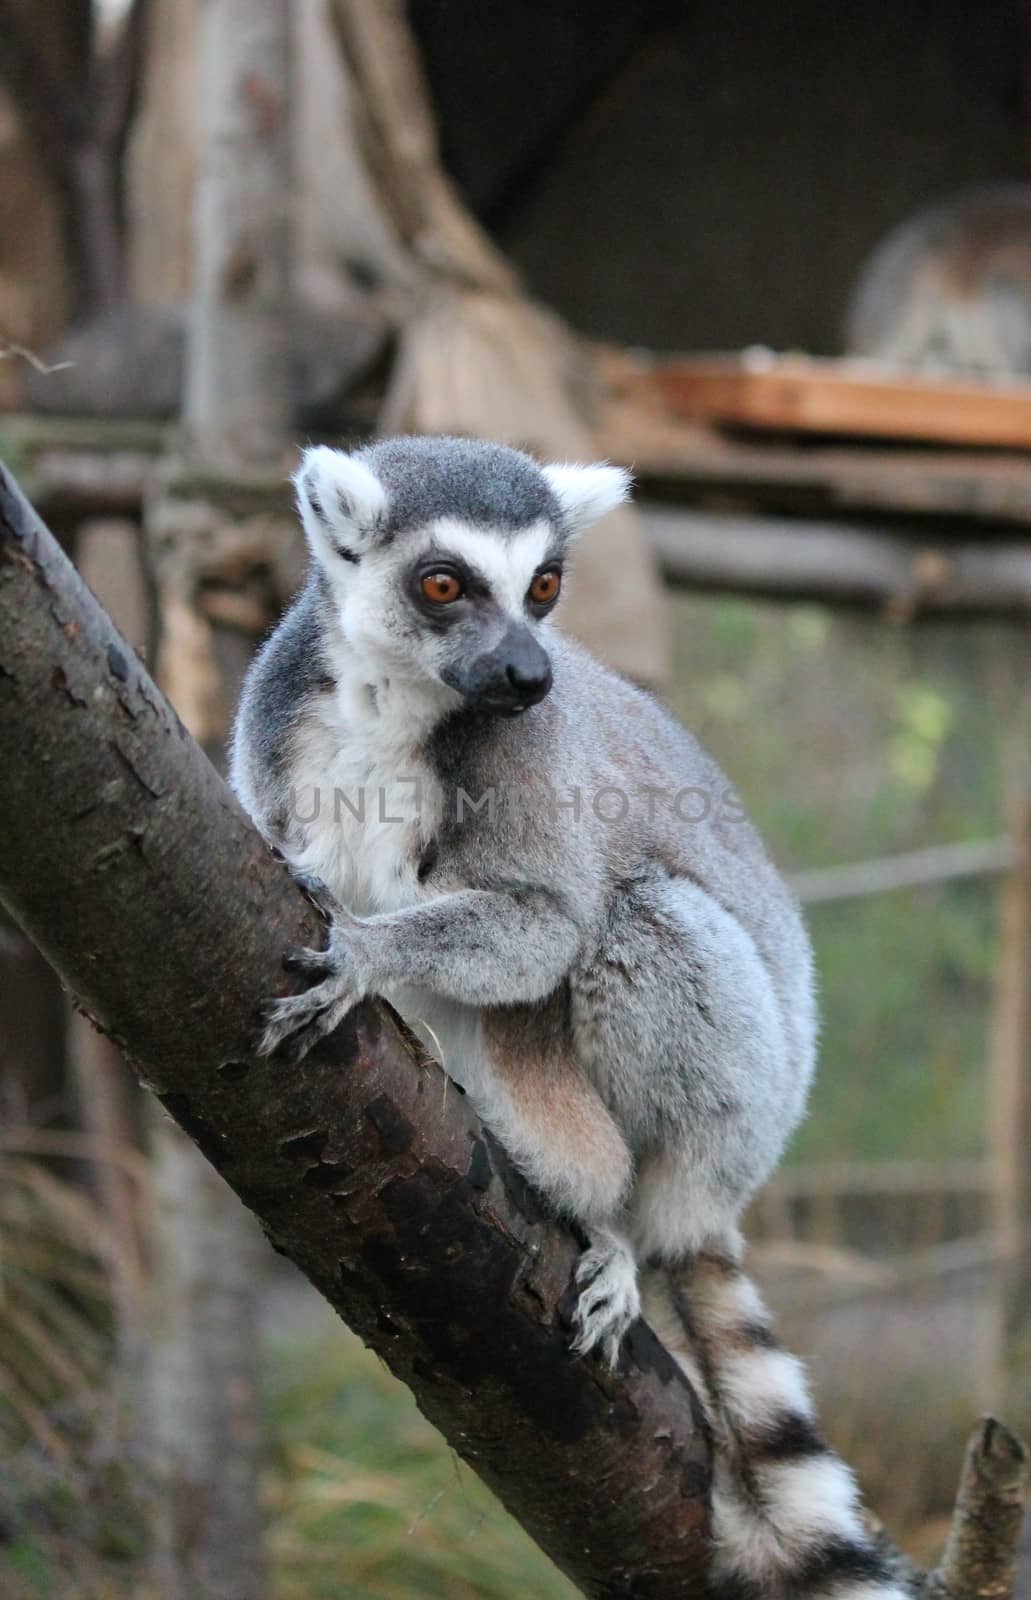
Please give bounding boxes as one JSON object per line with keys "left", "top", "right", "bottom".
{"left": 282, "top": 944, "right": 336, "bottom": 980}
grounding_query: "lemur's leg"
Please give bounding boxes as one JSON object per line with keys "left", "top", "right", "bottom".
{"left": 478, "top": 1004, "right": 638, "bottom": 1366}
{"left": 257, "top": 874, "right": 582, "bottom": 1060}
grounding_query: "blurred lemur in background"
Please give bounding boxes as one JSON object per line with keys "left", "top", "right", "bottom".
{"left": 848, "top": 182, "right": 1031, "bottom": 377}
{"left": 231, "top": 436, "right": 907, "bottom": 1600}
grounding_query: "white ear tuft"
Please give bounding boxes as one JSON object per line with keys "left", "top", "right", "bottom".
{"left": 543, "top": 461, "right": 632, "bottom": 538}
{"left": 294, "top": 445, "right": 388, "bottom": 563}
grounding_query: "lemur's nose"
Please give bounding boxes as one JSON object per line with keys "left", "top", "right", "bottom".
{"left": 506, "top": 658, "right": 552, "bottom": 704}
{"left": 450, "top": 624, "right": 554, "bottom": 713}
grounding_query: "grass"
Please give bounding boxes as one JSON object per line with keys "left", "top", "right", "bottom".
{"left": 0, "top": 1145, "right": 148, "bottom": 1600}
{"left": 265, "top": 1324, "right": 577, "bottom": 1600}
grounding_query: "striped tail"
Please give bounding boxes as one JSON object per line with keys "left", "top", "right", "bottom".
{"left": 641, "top": 1247, "right": 909, "bottom": 1600}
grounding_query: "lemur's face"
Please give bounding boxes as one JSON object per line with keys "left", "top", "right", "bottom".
{"left": 294, "top": 439, "right": 630, "bottom": 716}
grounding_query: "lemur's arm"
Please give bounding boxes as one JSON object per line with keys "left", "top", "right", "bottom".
{"left": 257, "top": 879, "right": 583, "bottom": 1060}
{"left": 359, "top": 887, "right": 581, "bottom": 1002}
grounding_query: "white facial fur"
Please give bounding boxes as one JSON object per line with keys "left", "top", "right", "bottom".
{"left": 542, "top": 462, "right": 631, "bottom": 535}
{"left": 295, "top": 445, "right": 388, "bottom": 568}
{"left": 292, "top": 445, "right": 632, "bottom": 696}
{"left": 426, "top": 518, "right": 554, "bottom": 612}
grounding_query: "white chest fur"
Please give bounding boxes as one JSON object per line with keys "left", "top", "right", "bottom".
{"left": 283, "top": 673, "right": 443, "bottom": 919}
{"left": 280, "top": 661, "right": 490, "bottom": 1100}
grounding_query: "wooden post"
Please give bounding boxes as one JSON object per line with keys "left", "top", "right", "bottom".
{"left": 991, "top": 776, "right": 1031, "bottom": 1428}
{"left": 183, "top": 0, "right": 292, "bottom": 469}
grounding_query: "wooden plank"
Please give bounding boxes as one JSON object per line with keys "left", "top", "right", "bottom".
{"left": 653, "top": 352, "right": 1031, "bottom": 449}
{"left": 642, "top": 505, "right": 1031, "bottom": 616}
{"left": 789, "top": 838, "right": 1017, "bottom": 904}
{"left": 595, "top": 371, "right": 1031, "bottom": 531}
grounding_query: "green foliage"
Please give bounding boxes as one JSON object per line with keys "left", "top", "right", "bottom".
{"left": 0, "top": 422, "right": 29, "bottom": 482}
{"left": 668, "top": 595, "right": 1012, "bottom": 1165}
{"left": 888, "top": 682, "right": 953, "bottom": 794}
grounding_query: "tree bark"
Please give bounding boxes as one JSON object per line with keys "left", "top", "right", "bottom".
{"left": 146, "top": 1120, "right": 268, "bottom": 1600}
{"left": 936, "top": 1420, "right": 1028, "bottom": 1600}
{"left": 0, "top": 459, "right": 712, "bottom": 1597}
{"left": 141, "top": 4, "right": 297, "bottom": 1593}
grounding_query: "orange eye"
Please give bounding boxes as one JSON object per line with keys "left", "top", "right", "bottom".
{"left": 529, "top": 569, "right": 561, "bottom": 605}
{"left": 421, "top": 572, "right": 463, "bottom": 604}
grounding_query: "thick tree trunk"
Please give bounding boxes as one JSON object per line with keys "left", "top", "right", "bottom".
{"left": 146, "top": 1124, "right": 267, "bottom": 1600}
{"left": 183, "top": 0, "right": 293, "bottom": 469}
{"left": 0, "top": 90, "right": 69, "bottom": 354}
{"left": 141, "top": 5, "right": 294, "bottom": 1594}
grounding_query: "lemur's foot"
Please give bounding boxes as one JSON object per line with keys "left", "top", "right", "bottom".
{"left": 571, "top": 1234, "right": 640, "bottom": 1368}
{"left": 256, "top": 874, "right": 365, "bottom": 1063}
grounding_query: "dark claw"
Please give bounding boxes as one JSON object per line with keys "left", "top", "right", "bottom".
{"left": 292, "top": 872, "right": 341, "bottom": 921}
{"left": 276, "top": 1006, "right": 333, "bottom": 1065}
{"left": 555, "top": 1282, "right": 580, "bottom": 1332}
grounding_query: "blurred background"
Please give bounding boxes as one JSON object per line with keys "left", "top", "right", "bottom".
{"left": 1, "top": 1, "right": 1030, "bottom": 1596}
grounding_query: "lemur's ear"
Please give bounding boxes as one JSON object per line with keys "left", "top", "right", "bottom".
{"left": 294, "top": 445, "right": 388, "bottom": 565}
{"left": 542, "top": 462, "right": 632, "bottom": 539}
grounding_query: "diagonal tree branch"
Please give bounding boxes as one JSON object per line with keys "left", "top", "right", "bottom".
{"left": 0, "top": 457, "right": 712, "bottom": 1597}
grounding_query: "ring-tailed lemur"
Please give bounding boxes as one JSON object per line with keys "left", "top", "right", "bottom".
{"left": 847, "top": 184, "right": 1031, "bottom": 377}
{"left": 231, "top": 435, "right": 907, "bottom": 1600}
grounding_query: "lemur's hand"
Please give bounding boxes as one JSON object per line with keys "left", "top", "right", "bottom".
{"left": 256, "top": 874, "right": 367, "bottom": 1063}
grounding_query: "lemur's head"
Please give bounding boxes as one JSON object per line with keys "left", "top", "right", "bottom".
{"left": 295, "top": 436, "right": 630, "bottom": 715}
